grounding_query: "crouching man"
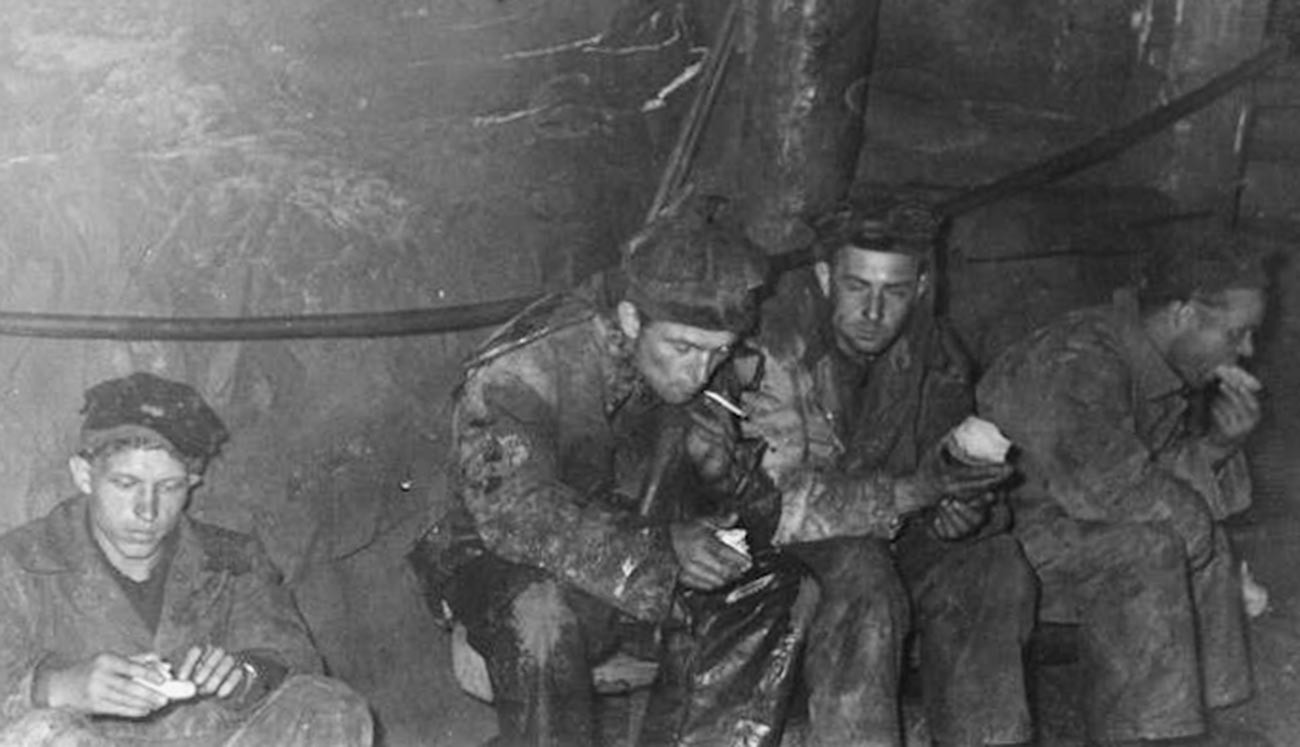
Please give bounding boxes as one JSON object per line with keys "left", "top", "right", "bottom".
{"left": 0, "top": 372, "right": 373, "bottom": 746}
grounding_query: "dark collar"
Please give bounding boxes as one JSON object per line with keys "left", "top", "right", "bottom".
{"left": 14, "top": 495, "right": 202, "bottom": 583}
{"left": 1110, "top": 289, "right": 1186, "bottom": 401}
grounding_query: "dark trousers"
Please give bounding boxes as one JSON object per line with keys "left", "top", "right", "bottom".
{"left": 641, "top": 537, "right": 909, "bottom": 747}
{"left": 443, "top": 553, "right": 639, "bottom": 747}
{"left": 896, "top": 529, "right": 1037, "bottom": 747}
{"left": 443, "top": 537, "right": 907, "bottom": 747}
{"left": 1026, "top": 518, "right": 1252, "bottom": 743}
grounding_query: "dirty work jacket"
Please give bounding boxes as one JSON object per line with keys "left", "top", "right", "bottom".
{"left": 741, "top": 270, "right": 979, "bottom": 542}
{"left": 977, "top": 289, "right": 1251, "bottom": 569}
{"left": 0, "top": 495, "right": 322, "bottom": 724}
{"left": 428, "top": 291, "right": 686, "bottom": 623}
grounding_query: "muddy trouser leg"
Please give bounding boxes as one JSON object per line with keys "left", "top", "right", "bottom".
{"left": 447, "top": 553, "right": 623, "bottom": 747}
{"left": 791, "top": 537, "right": 909, "bottom": 747}
{"left": 1196, "top": 525, "right": 1252, "bottom": 709}
{"left": 898, "top": 532, "right": 1036, "bottom": 747}
{"left": 1029, "top": 518, "right": 1204, "bottom": 743}
{"left": 639, "top": 550, "right": 807, "bottom": 747}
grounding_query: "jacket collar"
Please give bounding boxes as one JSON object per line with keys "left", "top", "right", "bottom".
{"left": 17, "top": 495, "right": 202, "bottom": 576}
{"left": 14, "top": 496, "right": 221, "bottom": 656}
{"left": 1110, "top": 289, "right": 1186, "bottom": 402}
{"left": 598, "top": 311, "right": 656, "bottom": 418}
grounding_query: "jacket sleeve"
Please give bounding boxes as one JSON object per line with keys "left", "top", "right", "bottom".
{"left": 740, "top": 349, "right": 905, "bottom": 543}
{"left": 454, "top": 345, "right": 680, "bottom": 622}
{"left": 221, "top": 535, "right": 323, "bottom": 676}
{"left": 0, "top": 553, "right": 43, "bottom": 721}
{"left": 978, "top": 336, "right": 1216, "bottom": 554}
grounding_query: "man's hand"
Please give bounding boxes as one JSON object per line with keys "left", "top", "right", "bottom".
{"left": 42, "top": 652, "right": 170, "bottom": 717}
{"left": 670, "top": 514, "right": 752, "bottom": 591}
{"left": 930, "top": 493, "right": 995, "bottom": 541}
{"left": 898, "top": 441, "right": 1014, "bottom": 514}
{"left": 1208, "top": 375, "right": 1261, "bottom": 452}
{"left": 684, "top": 407, "right": 740, "bottom": 489}
{"left": 176, "top": 644, "right": 246, "bottom": 699}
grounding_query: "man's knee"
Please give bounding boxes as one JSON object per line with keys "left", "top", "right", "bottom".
{"left": 508, "top": 579, "right": 582, "bottom": 661}
{"left": 797, "top": 538, "right": 908, "bottom": 623}
{"left": 0, "top": 709, "right": 100, "bottom": 747}
{"left": 258, "top": 674, "right": 374, "bottom": 743}
{"left": 1104, "top": 523, "right": 1187, "bottom": 577}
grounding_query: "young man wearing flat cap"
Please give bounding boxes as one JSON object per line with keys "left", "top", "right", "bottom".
{"left": 0, "top": 372, "right": 373, "bottom": 746}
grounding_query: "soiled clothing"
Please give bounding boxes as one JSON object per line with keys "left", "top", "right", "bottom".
{"left": 977, "top": 290, "right": 1253, "bottom": 742}
{"left": 639, "top": 538, "right": 904, "bottom": 747}
{"left": 0, "top": 496, "right": 372, "bottom": 746}
{"left": 413, "top": 287, "right": 885, "bottom": 746}
{"left": 742, "top": 271, "right": 1036, "bottom": 747}
{"left": 421, "top": 291, "right": 686, "bottom": 625}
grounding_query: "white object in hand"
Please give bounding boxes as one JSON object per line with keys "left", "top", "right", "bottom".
{"left": 1213, "top": 364, "right": 1262, "bottom": 393}
{"left": 948, "top": 416, "right": 1013, "bottom": 465}
{"left": 715, "top": 527, "right": 750, "bottom": 556}
{"left": 1241, "top": 560, "right": 1270, "bottom": 618}
{"left": 131, "top": 656, "right": 198, "bottom": 701}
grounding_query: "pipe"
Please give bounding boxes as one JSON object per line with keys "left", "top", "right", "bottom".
{"left": 646, "top": 0, "right": 741, "bottom": 222}
{"left": 0, "top": 296, "right": 540, "bottom": 341}
{"left": 0, "top": 39, "right": 1285, "bottom": 342}
{"left": 937, "top": 37, "right": 1293, "bottom": 218}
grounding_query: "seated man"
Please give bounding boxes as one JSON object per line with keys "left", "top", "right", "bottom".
{"left": 0, "top": 372, "right": 372, "bottom": 746}
{"left": 732, "top": 195, "right": 1035, "bottom": 747}
{"left": 978, "top": 231, "right": 1269, "bottom": 746}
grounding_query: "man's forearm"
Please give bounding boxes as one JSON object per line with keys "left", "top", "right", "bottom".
{"left": 772, "top": 470, "right": 906, "bottom": 544}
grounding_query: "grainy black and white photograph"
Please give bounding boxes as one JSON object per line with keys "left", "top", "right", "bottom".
{"left": 0, "top": 0, "right": 1296, "bottom": 745}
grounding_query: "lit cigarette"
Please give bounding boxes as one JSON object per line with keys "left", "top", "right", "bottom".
{"left": 704, "top": 390, "right": 747, "bottom": 419}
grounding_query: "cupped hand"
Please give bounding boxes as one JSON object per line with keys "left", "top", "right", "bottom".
{"left": 670, "top": 514, "right": 752, "bottom": 591}
{"left": 176, "top": 644, "right": 246, "bottom": 699}
{"left": 44, "top": 652, "right": 170, "bottom": 717}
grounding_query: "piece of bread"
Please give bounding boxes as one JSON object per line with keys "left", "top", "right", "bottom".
{"left": 1213, "top": 364, "right": 1262, "bottom": 393}
{"left": 130, "top": 654, "right": 198, "bottom": 701}
{"left": 947, "top": 416, "right": 1013, "bottom": 465}
{"left": 136, "top": 677, "right": 198, "bottom": 700}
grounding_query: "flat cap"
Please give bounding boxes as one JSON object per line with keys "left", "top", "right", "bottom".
{"left": 79, "top": 372, "right": 229, "bottom": 466}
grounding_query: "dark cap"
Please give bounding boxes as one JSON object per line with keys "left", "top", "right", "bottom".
{"left": 78, "top": 372, "right": 229, "bottom": 468}
{"left": 622, "top": 196, "right": 769, "bottom": 333}
{"left": 813, "top": 191, "right": 942, "bottom": 263}
{"left": 1139, "top": 227, "right": 1272, "bottom": 309}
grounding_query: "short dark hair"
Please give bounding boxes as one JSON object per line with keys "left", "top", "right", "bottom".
{"left": 1138, "top": 228, "right": 1271, "bottom": 312}
{"left": 812, "top": 193, "right": 941, "bottom": 270}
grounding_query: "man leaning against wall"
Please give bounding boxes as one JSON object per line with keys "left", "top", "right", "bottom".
{"left": 0, "top": 371, "right": 373, "bottom": 746}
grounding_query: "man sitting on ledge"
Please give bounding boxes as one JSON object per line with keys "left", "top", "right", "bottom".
{"left": 0, "top": 371, "right": 373, "bottom": 746}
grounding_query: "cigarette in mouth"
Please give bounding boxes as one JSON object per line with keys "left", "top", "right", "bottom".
{"left": 704, "top": 390, "right": 747, "bottom": 419}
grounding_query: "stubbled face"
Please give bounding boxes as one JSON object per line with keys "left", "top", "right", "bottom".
{"left": 618, "top": 302, "right": 737, "bottom": 405}
{"left": 1167, "top": 287, "right": 1266, "bottom": 386}
{"left": 71, "top": 447, "right": 195, "bottom": 576}
{"left": 817, "top": 246, "right": 928, "bottom": 359}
